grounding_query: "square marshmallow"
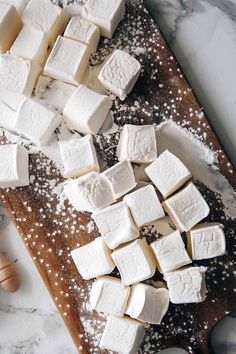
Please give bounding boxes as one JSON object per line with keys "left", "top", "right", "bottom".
{"left": 0, "top": 0, "right": 27, "bottom": 15}
{"left": 90, "top": 276, "right": 130, "bottom": 317}
{"left": 0, "top": 55, "right": 41, "bottom": 96}
{"left": 112, "top": 239, "right": 156, "bottom": 286}
{"left": 124, "top": 185, "right": 165, "bottom": 227}
{"left": 145, "top": 150, "right": 192, "bottom": 198}
{"left": 64, "top": 171, "right": 115, "bottom": 213}
{"left": 14, "top": 98, "right": 60, "bottom": 145}
{"left": 187, "top": 223, "right": 226, "bottom": 260}
{"left": 10, "top": 25, "right": 49, "bottom": 64}
{"left": 0, "top": 96, "right": 18, "bottom": 131}
{"left": 71, "top": 237, "right": 115, "bottom": 280}
{"left": 0, "top": 4, "right": 22, "bottom": 53}
{"left": 150, "top": 230, "right": 192, "bottom": 274}
{"left": 59, "top": 134, "right": 99, "bottom": 178}
{"left": 92, "top": 201, "right": 139, "bottom": 249}
{"left": 44, "top": 36, "right": 89, "bottom": 85}
{"left": 126, "top": 283, "right": 169, "bottom": 325}
{"left": 117, "top": 124, "right": 157, "bottom": 163}
{"left": 99, "top": 315, "right": 145, "bottom": 354}
{"left": 64, "top": 16, "right": 100, "bottom": 54}
{"left": 102, "top": 160, "right": 136, "bottom": 199}
{"left": 0, "top": 144, "right": 29, "bottom": 188}
{"left": 63, "top": 84, "right": 112, "bottom": 135}
{"left": 164, "top": 266, "right": 207, "bottom": 304}
{"left": 82, "top": 0, "right": 125, "bottom": 39}
{"left": 98, "top": 50, "right": 141, "bottom": 100}
{"left": 162, "top": 182, "right": 210, "bottom": 232}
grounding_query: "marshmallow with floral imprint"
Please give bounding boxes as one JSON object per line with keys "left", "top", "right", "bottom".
{"left": 0, "top": 3, "right": 22, "bottom": 53}
{"left": 0, "top": 0, "right": 27, "bottom": 15}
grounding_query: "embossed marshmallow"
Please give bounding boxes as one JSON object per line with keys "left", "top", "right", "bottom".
{"left": 0, "top": 144, "right": 29, "bottom": 188}
{"left": 64, "top": 16, "right": 100, "bottom": 54}
{"left": 44, "top": 36, "right": 90, "bottom": 85}
{"left": 164, "top": 266, "right": 207, "bottom": 304}
{"left": 92, "top": 201, "right": 139, "bottom": 249}
{"left": 82, "top": 0, "right": 125, "bottom": 39}
{"left": 187, "top": 223, "right": 226, "bottom": 260}
{"left": 0, "top": 3, "right": 22, "bottom": 53}
{"left": 126, "top": 283, "right": 169, "bottom": 325}
{"left": 112, "top": 239, "right": 156, "bottom": 286}
{"left": 0, "top": 0, "right": 27, "bottom": 15}
{"left": 90, "top": 276, "right": 130, "bottom": 317}
{"left": 99, "top": 315, "right": 145, "bottom": 354}
{"left": 64, "top": 171, "right": 115, "bottom": 213}
{"left": 145, "top": 150, "right": 192, "bottom": 198}
{"left": 63, "top": 84, "right": 112, "bottom": 135}
{"left": 162, "top": 182, "right": 210, "bottom": 232}
{"left": 71, "top": 238, "right": 115, "bottom": 280}
{"left": 98, "top": 50, "right": 141, "bottom": 100}
{"left": 117, "top": 124, "right": 157, "bottom": 163}
{"left": 150, "top": 230, "right": 192, "bottom": 274}
{"left": 124, "top": 185, "right": 164, "bottom": 227}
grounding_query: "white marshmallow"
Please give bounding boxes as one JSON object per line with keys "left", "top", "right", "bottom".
{"left": 90, "top": 276, "right": 130, "bottom": 317}
{"left": 162, "top": 182, "right": 210, "bottom": 232}
{"left": 44, "top": 36, "right": 89, "bottom": 85}
{"left": 10, "top": 25, "right": 49, "bottom": 64}
{"left": 117, "top": 124, "right": 157, "bottom": 163}
{"left": 187, "top": 223, "right": 226, "bottom": 260}
{"left": 112, "top": 239, "right": 156, "bottom": 286}
{"left": 82, "top": 0, "right": 125, "bottom": 39}
{"left": 0, "top": 92, "right": 22, "bottom": 131}
{"left": 102, "top": 160, "right": 136, "bottom": 199}
{"left": 126, "top": 283, "right": 169, "bottom": 325}
{"left": 145, "top": 150, "right": 192, "bottom": 198}
{"left": 64, "top": 16, "right": 100, "bottom": 54}
{"left": 71, "top": 237, "right": 115, "bottom": 280}
{"left": 63, "top": 84, "right": 112, "bottom": 135}
{"left": 0, "top": 144, "right": 29, "bottom": 188}
{"left": 99, "top": 315, "right": 145, "bottom": 354}
{"left": 14, "top": 98, "right": 60, "bottom": 145}
{"left": 0, "top": 4, "right": 22, "bottom": 53}
{"left": 150, "top": 230, "right": 192, "bottom": 274}
{"left": 64, "top": 171, "right": 115, "bottom": 213}
{"left": 0, "top": 55, "right": 41, "bottom": 96}
{"left": 22, "top": 0, "right": 68, "bottom": 44}
{"left": 59, "top": 134, "right": 99, "bottom": 178}
{"left": 0, "top": 0, "right": 27, "bottom": 15}
{"left": 164, "top": 266, "right": 207, "bottom": 304}
{"left": 124, "top": 185, "right": 165, "bottom": 227}
{"left": 92, "top": 201, "right": 139, "bottom": 249}
{"left": 98, "top": 50, "right": 141, "bottom": 100}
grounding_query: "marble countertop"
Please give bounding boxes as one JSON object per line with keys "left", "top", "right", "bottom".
{"left": 0, "top": 1, "right": 236, "bottom": 353}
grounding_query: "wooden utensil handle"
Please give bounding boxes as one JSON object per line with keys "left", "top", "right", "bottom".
{"left": 0, "top": 252, "right": 20, "bottom": 292}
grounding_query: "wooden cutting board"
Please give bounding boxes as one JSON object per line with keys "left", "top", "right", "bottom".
{"left": 0, "top": 1, "right": 235, "bottom": 353}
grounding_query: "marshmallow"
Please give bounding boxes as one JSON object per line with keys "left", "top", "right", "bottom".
{"left": 112, "top": 239, "right": 156, "bottom": 286}
{"left": 59, "top": 134, "right": 99, "bottom": 178}
{"left": 90, "top": 276, "right": 130, "bottom": 317}
{"left": 64, "top": 171, "right": 115, "bottom": 213}
{"left": 0, "top": 144, "right": 29, "bottom": 188}
{"left": 0, "top": 4, "right": 22, "bottom": 53}
{"left": 0, "top": 95, "right": 19, "bottom": 131}
{"left": 162, "top": 182, "right": 210, "bottom": 232}
{"left": 126, "top": 283, "right": 169, "bottom": 325}
{"left": 117, "top": 124, "right": 157, "bottom": 163}
{"left": 187, "top": 223, "right": 226, "bottom": 260}
{"left": 0, "top": 0, "right": 27, "bottom": 15}
{"left": 124, "top": 185, "right": 165, "bottom": 227}
{"left": 64, "top": 16, "right": 100, "bottom": 54}
{"left": 92, "top": 201, "right": 139, "bottom": 249}
{"left": 145, "top": 150, "right": 192, "bottom": 198}
{"left": 98, "top": 50, "right": 141, "bottom": 100}
{"left": 102, "top": 160, "right": 136, "bottom": 199}
{"left": 99, "top": 315, "right": 145, "bottom": 354}
{"left": 63, "top": 84, "right": 112, "bottom": 135}
{"left": 71, "top": 237, "right": 115, "bottom": 280}
{"left": 44, "top": 36, "right": 89, "bottom": 85}
{"left": 14, "top": 98, "right": 60, "bottom": 145}
{"left": 150, "top": 230, "right": 192, "bottom": 274}
{"left": 82, "top": 0, "right": 125, "bottom": 39}
{"left": 0, "top": 55, "right": 41, "bottom": 96}
{"left": 10, "top": 25, "right": 49, "bottom": 65}
{"left": 164, "top": 266, "right": 207, "bottom": 304}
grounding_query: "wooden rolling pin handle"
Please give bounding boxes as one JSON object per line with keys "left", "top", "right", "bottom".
{"left": 0, "top": 253, "right": 20, "bottom": 292}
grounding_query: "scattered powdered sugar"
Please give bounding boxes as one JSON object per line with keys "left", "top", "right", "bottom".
{"left": 52, "top": 183, "right": 68, "bottom": 212}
